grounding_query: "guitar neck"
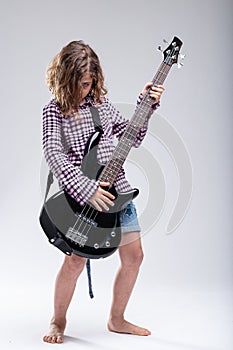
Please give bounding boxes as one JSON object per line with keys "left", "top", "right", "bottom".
{"left": 99, "top": 37, "right": 182, "bottom": 186}
{"left": 135, "top": 61, "right": 171, "bottom": 127}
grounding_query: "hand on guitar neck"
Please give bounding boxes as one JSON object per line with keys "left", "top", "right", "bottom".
{"left": 141, "top": 82, "right": 165, "bottom": 105}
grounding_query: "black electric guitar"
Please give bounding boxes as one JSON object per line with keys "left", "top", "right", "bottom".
{"left": 39, "top": 36, "right": 183, "bottom": 259}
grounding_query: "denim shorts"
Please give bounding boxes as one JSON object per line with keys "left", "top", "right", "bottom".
{"left": 119, "top": 201, "right": 141, "bottom": 233}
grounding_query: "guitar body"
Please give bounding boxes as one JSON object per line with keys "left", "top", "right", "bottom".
{"left": 40, "top": 130, "right": 139, "bottom": 259}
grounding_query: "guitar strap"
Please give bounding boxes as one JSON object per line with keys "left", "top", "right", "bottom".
{"left": 43, "top": 104, "right": 103, "bottom": 299}
{"left": 85, "top": 105, "right": 103, "bottom": 299}
{"left": 89, "top": 105, "right": 104, "bottom": 134}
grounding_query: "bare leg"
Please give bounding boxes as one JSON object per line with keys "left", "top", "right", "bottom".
{"left": 43, "top": 254, "right": 86, "bottom": 344}
{"left": 108, "top": 231, "right": 151, "bottom": 336}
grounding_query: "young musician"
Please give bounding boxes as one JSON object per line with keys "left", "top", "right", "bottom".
{"left": 42, "top": 40, "right": 164, "bottom": 343}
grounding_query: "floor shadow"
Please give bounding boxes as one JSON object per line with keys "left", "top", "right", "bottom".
{"left": 63, "top": 335, "right": 110, "bottom": 349}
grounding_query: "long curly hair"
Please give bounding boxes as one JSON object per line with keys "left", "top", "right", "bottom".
{"left": 46, "top": 40, "right": 107, "bottom": 114}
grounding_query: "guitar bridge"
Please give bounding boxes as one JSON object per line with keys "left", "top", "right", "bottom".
{"left": 65, "top": 227, "right": 88, "bottom": 247}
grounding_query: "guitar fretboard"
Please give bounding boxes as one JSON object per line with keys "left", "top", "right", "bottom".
{"left": 99, "top": 37, "right": 182, "bottom": 186}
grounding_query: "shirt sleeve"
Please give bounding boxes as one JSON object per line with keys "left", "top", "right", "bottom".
{"left": 42, "top": 102, "right": 99, "bottom": 205}
{"left": 105, "top": 95, "right": 160, "bottom": 148}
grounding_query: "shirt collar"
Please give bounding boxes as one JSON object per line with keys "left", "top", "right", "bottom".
{"left": 79, "top": 96, "right": 94, "bottom": 109}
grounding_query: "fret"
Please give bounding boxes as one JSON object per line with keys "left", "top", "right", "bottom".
{"left": 98, "top": 36, "right": 182, "bottom": 186}
{"left": 123, "top": 127, "right": 139, "bottom": 140}
{"left": 99, "top": 156, "right": 125, "bottom": 182}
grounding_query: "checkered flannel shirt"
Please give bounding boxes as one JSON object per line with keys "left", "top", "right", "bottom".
{"left": 42, "top": 95, "right": 159, "bottom": 205}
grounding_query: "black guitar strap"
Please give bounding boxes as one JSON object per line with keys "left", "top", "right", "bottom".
{"left": 89, "top": 105, "right": 104, "bottom": 134}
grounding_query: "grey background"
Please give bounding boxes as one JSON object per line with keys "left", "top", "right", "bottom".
{"left": 0, "top": 0, "right": 232, "bottom": 349}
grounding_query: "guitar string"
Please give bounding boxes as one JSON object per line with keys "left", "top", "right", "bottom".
{"left": 69, "top": 46, "right": 176, "bottom": 245}
{"left": 71, "top": 68, "right": 171, "bottom": 246}
{"left": 100, "top": 62, "right": 172, "bottom": 182}
{"left": 71, "top": 73, "right": 163, "bottom": 241}
{"left": 68, "top": 44, "right": 177, "bottom": 248}
{"left": 100, "top": 63, "right": 172, "bottom": 184}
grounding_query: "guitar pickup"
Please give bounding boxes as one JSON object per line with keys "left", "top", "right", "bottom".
{"left": 75, "top": 212, "right": 98, "bottom": 227}
{"left": 65, "top": 227, "right": 88, "bottom": 247}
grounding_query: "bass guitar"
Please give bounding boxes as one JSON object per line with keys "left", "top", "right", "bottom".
{"left": 39, "top": 36, "right": 183, "bottom": 259}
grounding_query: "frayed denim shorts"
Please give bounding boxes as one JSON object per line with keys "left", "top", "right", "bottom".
{"left": 119, "top": 201, "right": 141, "bottom": 233}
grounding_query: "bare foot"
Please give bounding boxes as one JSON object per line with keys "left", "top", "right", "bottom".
{"left": 107, "top": 318, "right": 151, "bottom": 336}
{"left": 43, "top": 320, "right": 66, "bottom": 344}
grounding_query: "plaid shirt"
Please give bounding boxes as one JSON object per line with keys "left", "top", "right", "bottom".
{"left": 42, "top": 95, "right": 159, "bottom": 205}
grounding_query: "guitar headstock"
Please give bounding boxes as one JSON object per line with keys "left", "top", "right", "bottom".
{"left": 163, "top": 36, "right": 183, "bottom": 66}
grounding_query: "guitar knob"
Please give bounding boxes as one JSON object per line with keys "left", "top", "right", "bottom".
{"left": 94, "top": 243, "right": 99, "bottom": 249}
{"left": 111, "top": 231, "right": 116, "bottom": 237}
{"left": 105, "top": 241, "right": 110, "bottom": 247}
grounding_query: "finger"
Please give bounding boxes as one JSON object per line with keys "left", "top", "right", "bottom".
{"left": 99, "top": 181, "right": 110, "bottom": 187}
{"left": 141, "top": 82, "right": 153, "bottom": 96}
{"left": 149, "top": 92, "right": 162, "bottom": 99}
{"left": 100, "top": 194, "right": 115, "bottom": 206}
{"left": 149, "top": 90, "right": 163, "bottom": 98}
{"left": 155, "top": 84, "right": 165, "bottom": 89}
{"left": 96, "top": 198, "right": 110, "bottom": 211}
{"left": 144, "top": 82, "right": 153, "bottom": 89}
{"left": 100, "top": 188, "right": 115, "bottom": 200}
{"left": 151, "top": 86, "right": 164, "bottom": 93}
{"left": 91, "top": 199, "right": 103, "bottom": 211}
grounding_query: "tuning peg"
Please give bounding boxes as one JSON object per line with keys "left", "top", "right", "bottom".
{"left": 178, "top": 53, "right": 186, "bottom": 68}
{"left": 157, "top": 38, "right": 169, "bottom": 52}
{"left": 157, "top": 45, "right": 163, "bottom": 52}
{"left": 179, "top": 53, "right": 186, "bottom": 60}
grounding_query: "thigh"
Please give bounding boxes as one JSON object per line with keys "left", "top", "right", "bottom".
{"left": 119, "top": 230, "right": 141, "bottom": 248}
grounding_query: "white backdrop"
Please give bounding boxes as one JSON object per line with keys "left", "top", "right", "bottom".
{"left": 0, "top": 1, "right": 232, "bottom": 349}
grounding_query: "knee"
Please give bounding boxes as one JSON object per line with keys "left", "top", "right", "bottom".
{"left": 134, "top": 249, "right": 144, "bottom": 267}
{"left": 63, "top": 254, "right": 87, "bottom": 278}
{"left": 122, "top": 248, "right": 144, "bottom": 269}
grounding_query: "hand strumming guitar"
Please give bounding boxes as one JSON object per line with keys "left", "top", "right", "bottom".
{"left": 88, "top": 182, "right": 115, "bottom": 211}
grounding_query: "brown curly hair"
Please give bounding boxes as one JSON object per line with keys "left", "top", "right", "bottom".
{"left": 46, "top": 40, "right": 107, "bottom": 114}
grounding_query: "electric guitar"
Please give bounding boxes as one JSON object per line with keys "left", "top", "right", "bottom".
{"left": 39, "top": 36, "right": 183, "bottom": 259}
